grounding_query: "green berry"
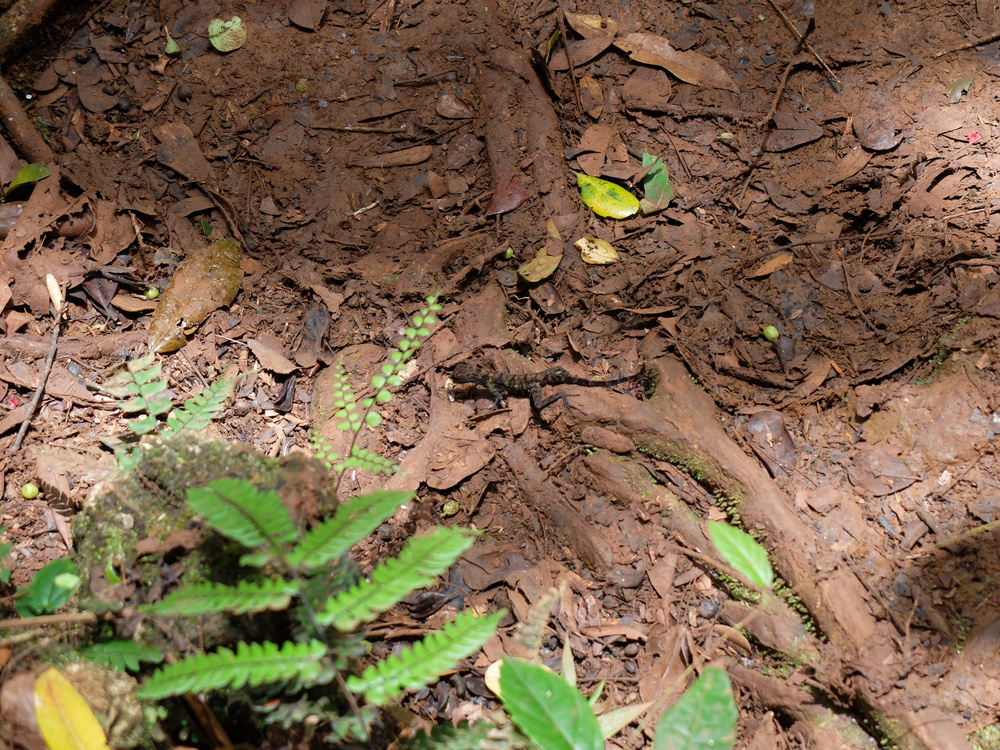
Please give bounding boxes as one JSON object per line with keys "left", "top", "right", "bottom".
{"left": 144, "top": 287, "right": 160, "bottom": 300}
{"left": 762, "top": 326, "right": 780, "bottom": 341}
{"left": 499, "top": 247, "right": 514, "bottom": 260}
{"left": 21, "top": 483, "right": 39, "bottom": 499}
{"left": 295, "top": 78, "right": 309, "bottom": 93}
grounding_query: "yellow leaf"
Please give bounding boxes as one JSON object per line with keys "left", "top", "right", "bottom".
{"left": 35, "top": 668, "right": 111, "bottom": 750}
{"left": 517, "top": 247, "right": 562, "bottom": 282}
{"left": 148, "top": 238, "right": 244, "bottom": 353}
{"left": 576, "top": 174, "right": 639, "bottom": 219}
{"left": 574, "top": 237, "right": 619, "bottom": 265}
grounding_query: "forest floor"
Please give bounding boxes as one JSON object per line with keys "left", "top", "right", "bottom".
{"left": 3, "top": 0, "right": 1000, "bottom": 747}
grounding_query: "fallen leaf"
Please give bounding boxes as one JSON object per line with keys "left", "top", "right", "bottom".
{"left": 614, "top": 32, "right": 738, "bottom": 92}
{"left": 763, "top": 111, "right": 824, "bottom": 152}
{"left": 517, "top": 247, "right": 562, "bottom": 282}
{"left": 575, "top": 237, "right": 619, "bottom": 264}
{"left": 148, "top": 238, "right": 244, "bottom": 353}
{"left": 564, "top": 12, "right": 617, "bottom": 38}
{"left": 247, "top": 334, "right": 298, "bottom": 374}
{"left": 485, "top": 178, "right": 531, "bottom": 216}
{"left": 549, "top": 37, "right": 616, "bottom": 71}
{"left": 436, "top": 93, "right": 476, "bottom": 119}
{"left": 577, "top": 173, "right": 639, "bottom": 219}
{"left": 747, "top": 252, "right": 794, "bottom": 277}
{"left": 35, "top": 668, "right": 111, "bottom": 750}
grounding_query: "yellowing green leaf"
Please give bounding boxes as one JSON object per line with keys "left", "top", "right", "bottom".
{"left": 574, "top": 236, "right": 619, "bottom": 264}
{"left": 148, "top": 238, "right": 244, "bottom": 353}
{"left": 517, "top": 247, "right": 562, "bottom": 282}
{"left": 35, "top": 668, "right": 111, "bottom": 750}
{"left": 208, "top": 16, "right": 247, "bottom": 52}
{"left": 576, "top": 174, "right": 639, "bottom": 219}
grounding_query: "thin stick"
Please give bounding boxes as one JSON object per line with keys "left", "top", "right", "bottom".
{"left": 556, "top": 9, "right": 583, "bottom": 113}
{"left": 932, "top": 30, "right": 1000, "bottom": 58}
{"left": 0, "top": 612, "right": 97, "bottom": 630}
{"left": 763, "top": 0, "right": 842, "bottom": 89}
{"left": 11, "top": 310, "right": 61, "bottom": 453}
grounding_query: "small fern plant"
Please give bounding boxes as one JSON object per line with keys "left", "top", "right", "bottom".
{"left": 134, "top": 478, "right": 502, "bottom": 717}
{"left": 101, "top": 352, "right": 236, "bottom": 473}
{"left": 93, "top": 294, "right": 503, "bottom": 739}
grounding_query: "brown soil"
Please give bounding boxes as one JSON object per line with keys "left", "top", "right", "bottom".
{"left": 3, "top": 0, "right": 1000, "bottom": 746}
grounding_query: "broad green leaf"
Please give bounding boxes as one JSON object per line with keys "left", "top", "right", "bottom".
{"left": 707, "top": 521, "right": 774, "bottom": 591}
{"left": 576, "top": 174, "right": 639, "bottom": 219}
{"left": 597, "top": 701, "right": 653, "bottom": 739}
{"left": 499, "top": 658, "right": 603, "bottom": 750}
{"left": 640, "top": 151, "right": 673, "bottom": 215}
{"left": 653, "top": 666, "right": 738, "bottom": 750}
{"left": 16, "top": 557, "right": 77, "bottom": 617}
{"left": 208, "top": 16, "right": 247, "bottom": 52}
{"left": 5, "top": 163, "right": 50, "bottom": 199}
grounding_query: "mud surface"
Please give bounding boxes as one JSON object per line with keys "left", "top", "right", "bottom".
{"left": 3, "top": 0, "right": 1000, "bottom": 746}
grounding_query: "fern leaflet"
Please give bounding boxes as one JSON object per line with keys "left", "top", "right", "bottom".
{"left": 317, "top": 527, "right": 479, "bottom": 631}
{"left": 165, "top": 374, "right": 237, "bottom": 433}
{"left": 78, "top": 641, "right": 164, "bottom": 672}
{"left": 187, "top": 478, "right": 298, "bottom": 553}
{"left": 288, "top": 490, "right": 412, "bottom": 572}
{"left": 347, "top": 610, "right": 504, "bottom": 705}
{"left": 137, "top": 640, "right": 328, "bottom": 700}
{"left": 141, "top": 579, "right": 298, "bottom": 616}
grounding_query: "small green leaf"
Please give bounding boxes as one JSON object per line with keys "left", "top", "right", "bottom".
{"left": 16, "top": 558, "right": 77, "bottom": 617}
{"left": 499, "top": 659, "right": 603, "bottom": 750}
{"left": 577, "top": 173, "right": 639, "bottom": 219}
{"left": 365, "top": 412, "right": 382, "bottom": 427}
{"left": 653, "top": 666, "right": 738, "bottom": 750}
{"left": 640, "top": 151, "right": 674, "bottom": 215}
{"left": 5, "top": 163, "right": 50, "bottom": 199}
{"left": 164, "top": 27, "right": 182, "bottom": 56}
{"left": 207, "top": 16, "right": 247, "bottom": 52}
{"left": 707, "top": 521, "right": 774, "bottom": 591}
{"left": 945, "top": 76, "right": 972, "bottom": 104}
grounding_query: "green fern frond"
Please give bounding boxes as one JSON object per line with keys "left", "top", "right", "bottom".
{"left": 136, "top": 640, "right": 328, "bottom": 700}
{"left": 317, "top": 526, "right": 479, "bottom": 631}
{"left": 164, "top": 374, "right": 236, "bottom": 433}
{"left": 187, "top": 478, "right": 297, "bottom": 554}
{"left": 77, "top": 640, "right": 164, "bottom": 672}
{"left": 311, "top": 433, "right": 341, "bottom": 470}
{"left": 288, "top": 490, "right": 411, "bottom": 572}
{"left": 141, "top": 578, "right": 298, "bottom": 616}
{"left": 336, "top": 446, "right": 398, "bottom": 475}
{"left": 326, "top": 361, "right": 366, "bottom": 434}
{"left": 347, "top": 609, "right": 504, "bottom": 705}
{"left": 105, "top": 354, "right": 173, "bottom": 418}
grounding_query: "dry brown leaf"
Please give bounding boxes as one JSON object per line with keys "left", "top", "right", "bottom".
{"left": 148, "top": 238, "right": 243, "bottom": 353}
{"left": 247, "top": 334, "right": 297, "bottom": 374}
{"left": 614, "top": 33, "right": 738, "bottom": 92}
{"left": 564, "top": 11, "right": 618, "bottom": 38}
{"left": 350, "top": 145, "right": 434, "bottom": 168}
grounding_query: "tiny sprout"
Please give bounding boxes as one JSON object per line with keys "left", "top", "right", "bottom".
{"left": 164, "top": 27, "right": 182, "bottom": 57}
{"left": 295, "top": 78, "right": 309, "bottom": 93}
{"left": 21, "top": 483, "right": 39, "bottom": 499}
{"left": 762, "top": 326, "right": 780, "bottom": 341}
{"left": 441, "top": 499, "right": 460, "bottom": 518}
{"left": 145, "top": 287, "right": 160, "bottom": 300}
{"left": 500, "top": 247, "right": 515, "bottom": 260}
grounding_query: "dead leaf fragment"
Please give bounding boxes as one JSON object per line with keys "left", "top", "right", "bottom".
{"left": 517, "top": 247, "right": 562, "bottom": 282}
{"left": 763, "top": 112, "right": 824, "bottom": 152}
{"left": 614, "top": 33, "right": 738, "bottom": 92}
{"left": 148, "top": 238, "right": 244, "bottom": 353}
{"left": 436, "top": 93, "right": 475, "bottom": 119}
{"left": 564, "top": 12, "right": 618, "bottom": 38}
{"left": 247, "top": 334, "right": 298, "bottom": 374}
{"left": 747, "top": 252, "right": 794, "bottom": 278}
{"left": 854, "top": 89, "right": 906, "bottom": 151}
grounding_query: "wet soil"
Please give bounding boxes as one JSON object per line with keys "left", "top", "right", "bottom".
{"left": 3, "top": 0, "right": 1000, "bottom": 746}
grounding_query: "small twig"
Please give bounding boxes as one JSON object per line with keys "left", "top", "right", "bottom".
{"left": 763, "top": 0, "right": 842, "bottom": 89}
{"left": 0, "top": 611, "right": 98, "bottom": 630}
{"left": 932, "top": 30, "right": 1000, "bottom": 58}
{"left": 555, "top": 8, "right": 583, "bottom": 113}
{"left": 11, "top": 308, "right": 62, "bottom": 453}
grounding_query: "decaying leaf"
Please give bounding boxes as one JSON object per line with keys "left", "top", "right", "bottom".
{"left": 518, "top": 247, "right": 562, "bottom": 282}
{"left": 614, "top": 32, "right": 738, "bottom": 92}
{"left": 148, "top": 238, "right": 244, "bottom": 353}
{"left": 575, "top": 237, "right": 619, "bottom": 264}
{"left": 35, "top": 668, "right": 111, "bottom": 750}
{"left": 564, "top": 12, "right": 618, "bottom": 38}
